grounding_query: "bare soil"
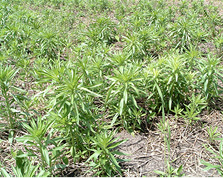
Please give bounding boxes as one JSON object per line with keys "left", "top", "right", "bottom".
{"left": 116, "top": 110, "right": 223, "bottom": 177}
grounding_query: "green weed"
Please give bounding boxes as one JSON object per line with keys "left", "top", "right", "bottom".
{"left": 1, "top": 0, "right": 223, "bottom": 176}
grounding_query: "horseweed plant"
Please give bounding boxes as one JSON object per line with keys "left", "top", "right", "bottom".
{"left": 45, "top": 68, "right": 102, "bottom": 162}
{"left": 16, "top": 117, "right": 68, "bottom": 175}
{"left": 156, "top": 120, "right": 185, "bottom": 177}
{"left": 197, "top": 55, "right": 223, "bottom": 102}
{"left": 105, "top": 64, "right": 144, "bottom": 130}
{"left": 183, "top": 94, "right": 206, "bottom": 124}
{"left": 1, "top": 150, "right": 50, "bottom": 177}
{"left": 207, "top": 126, "right": 221, "bottom": 145}
{"left": 169, "top": 17, "right": 197, "bottom": 52}
{"left": 0, "top": 65, "right": 19, "bottom": 129}
{"left": 214, "top": 34, "right": 223, "bottom": 56}
{"left": 84, "top": 17, "right": 117, "bottom": 47}
{"left": 86, "top": 129, "right": 127, "bottom": 176}
{"left": 144, "top": 53, "right": 196, "bottom": 112}
{"left": 201, "top": 141, "right": 223, "bottom": 176}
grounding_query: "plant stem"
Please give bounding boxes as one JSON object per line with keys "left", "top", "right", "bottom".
{"left": 2, "top": 88, "right": 13, "bottom": 129}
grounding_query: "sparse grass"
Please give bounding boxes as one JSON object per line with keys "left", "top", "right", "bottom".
{"left": 0, "top": 0, "right": 223, "bottom": 177}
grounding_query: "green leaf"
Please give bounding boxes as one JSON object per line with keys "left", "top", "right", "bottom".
{"left": 74, "top": 102, "right": 80, "bottom": 125}
{"left": 109, "top": 154, "right": 121, "bottom": 172}
{"left": 53, "top": 164, "right": 67, "bottom": 169}
{"left": 80, "top": 87, "right": 102, "bottom": 97}
{"left": 202, "top": 160, "right": 221, "bottom": 170}
{"left": 86, "top": 150, "right": 102, "bottom": 162}
{"left": 176, "top": 165, "right": 183, "bottom": 173}
{"left": 220, "top": 141, "right": 223, "bottom": 158}
{"left": 16, "top": 153, "right": 29, "bottom": 158}
{"left": 110, "top": 113, "right": 119, "bottom": 127}
{"left": 112, "top": 150, "right": 129, "bottom": 156}
{"left": 154, "top": 170, "right": 166, "bottom": 176}
{"left": 132, "top": 96, "right": 138, "bottom": 108}
{"left": 119, "top": 98, "right": 124, "bottom": 115}
{"left": 204, "top": 79, "right": 208, "bottom": 93}
{"left": 37, "top": 169, "right": 50, "bottom": 177}
{"left": 130, "top": 83, "right": 140, "bottom": 95}
{"left": 123, "top": 88, "right": 128, "bottom": 104}
{"left": 10, "top": 108, "right": 21, "bottom": 113}
{"left": 8, "top": 130, "right": 14, "bottom": 145}
{"left": 108, "top": 139, "right": 127, "bottom": 149}
{"left": 105, "top": 84, "right": 114, "bottom": 103}
{"left": 1, "top": 168, "right": 11, "bottom": 177}
{"left": 62, "top": 157, "right": 69, "bottom": 165}
{"left": 155, "top": 83, "right": 164, "bottom": 104}
{"left": 11, "top": 86, "right": 27, "bottom": 93}
{"left": 42, "top": 148, "right": 50, "bottom": 166}
{"left": 21, "top": 122, "right": 34, "bottom": 134}
{"left": 169, "top": 97, "right": 172, "bottom": 111}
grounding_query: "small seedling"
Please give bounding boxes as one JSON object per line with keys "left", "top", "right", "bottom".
{"left": 201, "top": 141, "right": 223, "bottom": 176}
{"left": 207, "top": 126, "right": 221, "bottom": 144}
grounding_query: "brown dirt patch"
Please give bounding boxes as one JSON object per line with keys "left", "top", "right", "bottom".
{"left": 115, "top": 110, "right": 223, "bottom": 177}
